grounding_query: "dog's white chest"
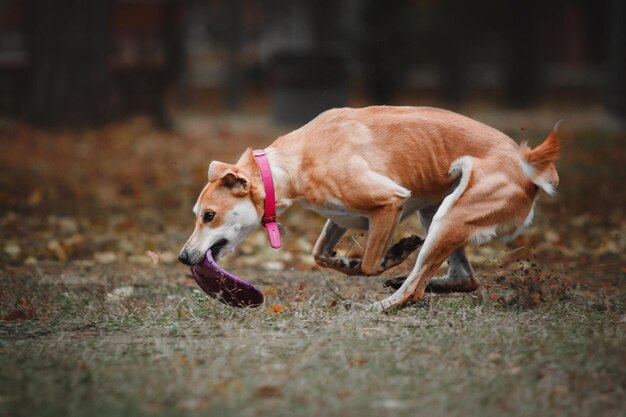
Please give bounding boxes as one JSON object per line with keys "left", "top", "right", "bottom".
{"left": 298, "top": 198, "right": 368, "bottom": 229}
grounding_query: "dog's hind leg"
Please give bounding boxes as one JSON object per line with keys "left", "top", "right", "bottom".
{"left": 384, "top": 247, "right": 478, "bottom": 292}
{"left": 374, "top": 212, "right": 469, "bottom": 311}
{"left": 426, "top": 247, "right": 479, "bottom": 292}
{"left": 384, "top": 205, "right": 479, "bottom": 293}
{"left": 373, "top": 157, "right": 535, "bottom": 311}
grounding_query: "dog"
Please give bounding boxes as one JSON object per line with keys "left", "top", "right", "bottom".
{"left": 178, "top": 106, "right": 559, "bottom": 312}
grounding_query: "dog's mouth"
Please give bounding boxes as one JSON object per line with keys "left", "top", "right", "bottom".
{"left": 209, "top": 238, "right": 229, "bottom": 260}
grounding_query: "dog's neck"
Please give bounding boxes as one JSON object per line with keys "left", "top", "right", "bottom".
{"left": 263, "top": 144, "right": 302, "bottom": 213}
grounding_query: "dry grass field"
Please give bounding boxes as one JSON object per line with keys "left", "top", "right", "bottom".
{"left": 1, "top": 107, "right": 624, "bottom": 417}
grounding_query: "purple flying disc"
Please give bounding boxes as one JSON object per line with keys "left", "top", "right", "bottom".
{"left": 190, "top": 250, "right": 264, "bottom": 308}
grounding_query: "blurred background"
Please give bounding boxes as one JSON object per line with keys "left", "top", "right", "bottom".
{"left": 1, "top": 3, "right": 625, "bottom": 414}
{"left": 0, "top": 0, "right": 623, "bottom": 283}
{"left": 0, "top": 0, "right": 624, "bottom": 128}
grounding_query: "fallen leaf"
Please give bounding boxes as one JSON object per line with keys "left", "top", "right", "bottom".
{"left": 94, "top": 251, "right": 116, "bottom": 264}
{"left": 262, "top": 286, "right": 278, "bottom": 297}
{"left": 255, "top": 385, "right": 283, "bottom": 398}
{"left": 550, "top": 384, "right": 570, "bottom": 398}
{"left": 57, "top": 217, "right": 78, "bottom": 234}
{"left": 27, "top": 189, "right": 43, "bottom": 206}
{"left": 176, "top": 353, "right": 190, "bottom": 367}
{"left": 62, "top": 234, "right": 84, "bottom": 248}
{"left": 145, "top": 250, "right": 159, "bottom": 264}
{"left": 264, "top": 261, "right": 285, "bottom": 271}
{"left": 140, "top": 403, "right": 163, "bottom": 413}
{"left": 529, "top": 292, "right": 542, "bottom": 307}
{"left": 267, "top": 304, "right": 284, "bottom": 315}
{"left": 106, "top": 286, "right": 134, "bottom": 301}
{"left": 47, "top": 240, "right": 67, "bottom": 262}
{"left": 177, "top": 398, "right": 209, "bottom": 411}
{"left": 570, "top": 214, "right": 590, "bottom": 227}
{"left": 3, "top": 243, "right": 21, "bottom": 258}
{"left": 336, "top": 390, "right": 351, "bottom": 400}
{"left": 373, "top": 399, "right": 409, "bottom": 410}
{"left": 348, "top": 358, "right": 368, "bottom": 367}
{"left": 212, "top": 378, "right": 243, "bottom": 395}
{"left": 507, "top": 366, "right": 522, "bottom": 375}
{"left": 177, "top": 300, "right": 189, "bottom": 319}
{"left": 544, "top": 230, "right": 560, "bottom": 243}
{"left": 361, "top": 327, "right": 387, "bottom": 336}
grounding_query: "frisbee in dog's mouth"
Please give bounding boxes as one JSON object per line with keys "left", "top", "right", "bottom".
{"left": 209, "top": 238, "right": 228, "bottom": 260}
{"left": 190, "top": 247, "right": 264, "bottom": 308}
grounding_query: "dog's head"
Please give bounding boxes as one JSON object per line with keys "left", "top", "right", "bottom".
{"left": 178, "top": 150, "right": 264, "bottom": 266}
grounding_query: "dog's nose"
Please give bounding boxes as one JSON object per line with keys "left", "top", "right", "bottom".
{"left": 178, "top": 250, "right": 192, "bottom": 266}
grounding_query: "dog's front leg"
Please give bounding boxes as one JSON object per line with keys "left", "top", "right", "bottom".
{"left": 314, "top": 218, "right": 423, "bottom": 277}
{"left": 314, "top": 205, "right": 404, "bottom": 277}
{"left": 315, "top": 233, "right": 424, "bottom": 275}
{"left": 360, "top": 205, "right": 404, "bottom": 276}
{"left": 313, "top": 220, "right": 363, "bottom": 275}
{"left": 312, "top": 220, "right": 346, "bottom": 260}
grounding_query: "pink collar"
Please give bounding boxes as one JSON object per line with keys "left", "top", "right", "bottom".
{"left": 253, "top": 149, "right": 281, "bottom": 249}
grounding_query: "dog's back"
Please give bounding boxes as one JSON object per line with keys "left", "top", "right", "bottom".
{"left": 286, "top": 106, "right": 557, "bottom": 203}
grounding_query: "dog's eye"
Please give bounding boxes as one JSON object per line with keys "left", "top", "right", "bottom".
{"left": 203, "top": 211, "right": 215, "bottom": 223}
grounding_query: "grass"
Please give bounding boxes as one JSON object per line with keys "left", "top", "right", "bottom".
{"left": 1, "top": 269, "right": 625, "bottom": 417}
{"left": 1, "top": 109, "right": 625, "bottom": 416}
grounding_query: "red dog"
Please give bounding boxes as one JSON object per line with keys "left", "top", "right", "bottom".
{"left": 179, "top": 106, "right": 559, "bottom": 311}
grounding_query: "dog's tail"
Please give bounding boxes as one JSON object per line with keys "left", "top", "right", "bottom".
{"left": 519, "top": 121, "right": 561, "bottom": 195}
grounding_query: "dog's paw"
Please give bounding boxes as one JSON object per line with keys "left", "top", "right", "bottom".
{"left": 382, "top": 235, "right": 424, "bottom": 269}
{"left": 425, "top": 275, "right": 480, "bottom": 293}
{"left": 315, "top": 254, "right": 363, "bottom": 276}
{"left": 386, "top": 274, "right": 481, "bottom": 293}
{"left": 383, "top": 275, "right": 407, "bottom": 290}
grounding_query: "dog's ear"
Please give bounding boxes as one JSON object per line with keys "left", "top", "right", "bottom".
{"left": 208, "top": 161, "right": 232, "bottom": 183}
{"left": 208, "top": 161, "right": 250, "bottom": 196}
{"left": 221, "top": 171, "right": 249, "bottom": 196}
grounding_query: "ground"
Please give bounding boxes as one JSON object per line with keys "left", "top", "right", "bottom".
{"left": 0, "top": 106, "right": 625, "bottom": 417}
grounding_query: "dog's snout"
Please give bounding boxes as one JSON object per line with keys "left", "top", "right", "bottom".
{"left": 178, "top": 249, "right": 193, "bottom": 266}
{"left": 179, "top": 247, "right": 204, "bottom": 266}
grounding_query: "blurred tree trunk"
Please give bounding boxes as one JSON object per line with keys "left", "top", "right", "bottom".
{"left": 264, "top": 0, "right": 348, "bottom": 126}
{"left": 504, "top": 0, "right": 540, "bottom": 107}
{"left": 25, "top": 0, "right": 115, "bottom": 128}
{"left": 361, "top": 0, "right": 412, "bottom": 104}
{"left": 606, "top": 0, "right": 625, "bottom": 124}
{"left": 223, "top": 0, "right": 243, "bottom": 111}
{"left": 439, "top": 0, "right": 468, "bottom": 105}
